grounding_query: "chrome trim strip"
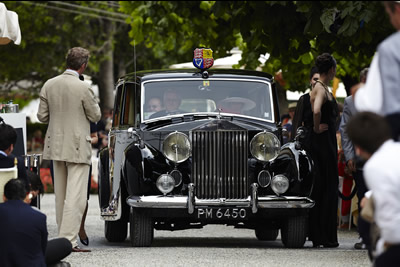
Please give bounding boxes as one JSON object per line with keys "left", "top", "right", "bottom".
{"left": 251, "top": 183, "right": 258, "bottom": 213}
{"left": 188, "top": 183, "right": 195, "bottom": 214}
{"left": 127, "top": 195, "right": 188, "bottom": 208}
{"left": 257, "top": 196, "right": 315, "bottom": 208}
{"left": 126, "top": 195, "right": 314, "bottom": 209}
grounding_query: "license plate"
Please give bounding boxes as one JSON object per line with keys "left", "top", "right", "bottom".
{"left": 197, "top": 208, "right": 247, "bottom": 220}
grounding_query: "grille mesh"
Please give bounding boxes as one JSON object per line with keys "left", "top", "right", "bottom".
{"left": 192, "top": 130, "right": 248, "bottom": 199}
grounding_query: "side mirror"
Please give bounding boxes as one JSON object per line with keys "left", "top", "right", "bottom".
{"left": 295, "top": 126, "right": 307, "bottom": 141}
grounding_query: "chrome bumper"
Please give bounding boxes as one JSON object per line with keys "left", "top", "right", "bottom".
{"left": 126, "top": 183, "right": 314, "bottom": 214}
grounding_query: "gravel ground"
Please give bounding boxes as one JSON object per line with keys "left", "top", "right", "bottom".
{"left": 40, "top": 193, "right": 372, "bottom": 267}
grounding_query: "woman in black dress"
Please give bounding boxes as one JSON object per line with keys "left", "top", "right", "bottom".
{"left": 308, "top": 53, "right": 339, "bottom": 248}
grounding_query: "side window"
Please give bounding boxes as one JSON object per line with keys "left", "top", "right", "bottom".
{"left": 112, "top": 84, "right": 124, "bottom": 128}
{"left": 120, "top": 83, "right": 139, "bottom": 127}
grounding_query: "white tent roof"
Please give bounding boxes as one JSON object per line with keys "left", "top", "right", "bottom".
{"left": 0, "top": 2, "right": 21, "bottom": 45}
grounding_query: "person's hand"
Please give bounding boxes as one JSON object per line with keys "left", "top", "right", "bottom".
{"left": 24, "top": 191, "right": 34, "bottom": 204}
{"left": 360, "top": 196, "right": 367, "bottom": 209}
{"left": 347, "top": 159, "right": 356, "bottom": 173}
{"left": 24, "top": 190, "right": 39, "bottom": 204}
{"left": 313, "top": 123, "right": 328, "bottom": 134}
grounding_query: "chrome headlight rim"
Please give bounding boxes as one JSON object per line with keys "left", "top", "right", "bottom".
{"left": 250, "top": 131, "right": 281, "bottom": 162}
{"left": 156, "top": 174, "right": 176, "bottom": 195}
{"left": 162, "top": 131, "right": 191, "bottom": 163}
{"left": 271, "top": 174, "right": 289, "bottom": 196}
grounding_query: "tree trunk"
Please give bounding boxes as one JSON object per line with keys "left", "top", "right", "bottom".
{"left": 98, "top": 21, "right": 115, "bottom": 112}
{"left": 98, "top": 50, "right": 114, "bottom": 112}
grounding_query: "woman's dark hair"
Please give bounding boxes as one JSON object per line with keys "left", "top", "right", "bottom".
{"left": 347, "top": 112, "right": 392, "bottom": 155}
{"left": 315, "top": 53, "right": 336, "bottom": 75}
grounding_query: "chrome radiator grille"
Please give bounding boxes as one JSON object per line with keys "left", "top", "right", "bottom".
{"left": 192, "top": 130, "right": 249, "bottom": 199}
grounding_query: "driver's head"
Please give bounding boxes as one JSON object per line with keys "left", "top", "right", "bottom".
{"left": 163, "top": 89, "right": 181, "bottom": 112}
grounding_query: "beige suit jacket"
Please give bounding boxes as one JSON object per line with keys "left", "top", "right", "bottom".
{"left": 37, "top": 71, "right": 101, "bottom": 165}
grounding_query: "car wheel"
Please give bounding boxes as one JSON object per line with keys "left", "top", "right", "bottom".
{"left": 130, "top": 208, "right": 154, "bottom": 247}
{"left": 255, "top": 228, "right": 279, "bottom": 241}
{"left": 281, "top": 216, "right": 307, "bottom": 248}
{"left": 98, "top": 148, "right": 110, "bottom": 209}
{"left": 104, "top": 219, "right": 128, "bottom": 242}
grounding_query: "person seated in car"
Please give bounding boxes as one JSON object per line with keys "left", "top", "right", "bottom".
{"left": 147, "top": 97, "right": 163, "bottom": 113}
{"left": 218, "top": 96, "right": 256, "bottom": 115}
{"left": 150, "top": 89, "right": 183, "bottom": 119}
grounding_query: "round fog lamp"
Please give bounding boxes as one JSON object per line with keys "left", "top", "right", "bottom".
{"left": 156, "top": 174, "right": 175, "bottom": 195}
{"left": 271, "top": 174, "right": 289, "bottom": 195}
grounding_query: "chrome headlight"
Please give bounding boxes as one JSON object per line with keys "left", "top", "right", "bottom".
{"left": 250, "top": 132, "right": 280, "bottom": 162}
{"left": 162, "top": 132, "right": 191, "bottom": 163}
{"left": 156, "top": 174, "right": 175, "bottom": 195}
{"left": 271, "top": 175, "right": 289, "bottom": 195}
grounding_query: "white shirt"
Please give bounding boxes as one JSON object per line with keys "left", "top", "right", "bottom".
{"left": 65, "top": 69, "right": 79, "bottom": 77}
{"left": 354, "top": 54, "right": 383, "bottom": 114}
{"left": 364, "top": 140, "right": 400, "bottom": 247}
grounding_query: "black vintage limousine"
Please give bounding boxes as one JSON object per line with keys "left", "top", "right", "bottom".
{"left": 98, "top": 49, "right": 315, "bottom": 248}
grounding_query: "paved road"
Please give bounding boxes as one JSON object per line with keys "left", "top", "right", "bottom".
{"left": 41, "top": 194, "right": 371, "bottom": 267}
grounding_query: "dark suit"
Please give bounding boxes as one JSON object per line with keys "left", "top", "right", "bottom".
{"left": 339, "top": 96, "right": 370, "bottom": 249}
{"left": 0, "top": 200, "right": 47, "bottom": 267}
{"left": 0, "top": 153, "right": 28, "bottom": 185}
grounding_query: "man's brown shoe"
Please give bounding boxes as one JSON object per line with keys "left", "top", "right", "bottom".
{"left": 72, "top": 246, "right": 91, "bottom": 252}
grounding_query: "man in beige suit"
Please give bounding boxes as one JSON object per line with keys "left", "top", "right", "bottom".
{"left": 37, "top": 47, "right": 101, "bottom": 252}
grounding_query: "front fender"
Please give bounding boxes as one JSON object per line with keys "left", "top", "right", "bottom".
{"left": 122, "top": 143, "right": 153, "bottom": 196}
{"left": 270, "top": 142, "right": 314, "bottom": 197}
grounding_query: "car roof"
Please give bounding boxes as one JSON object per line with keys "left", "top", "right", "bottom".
{"left": 118, "top": 68, "right": 274, "bottom": 83}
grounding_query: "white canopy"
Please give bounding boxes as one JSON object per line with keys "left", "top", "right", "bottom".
{"left": 0, "top": 2, "right": 21, "bottom": 45}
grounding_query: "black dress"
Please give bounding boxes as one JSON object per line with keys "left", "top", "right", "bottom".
{"left": 308, "top": 82, "right": 339, "bottom": 247}
{"left": 291, "top": 93, "right": 313, "bottom": 153}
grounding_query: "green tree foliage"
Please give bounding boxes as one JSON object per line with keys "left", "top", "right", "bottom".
{"left": 120, "top": 1, "right": 394, "bottom": 95}
{"left": 0, "top": 1, "right": 135, "bottom": 110}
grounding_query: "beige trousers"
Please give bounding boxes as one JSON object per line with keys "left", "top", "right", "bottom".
{"left": 53, "top": 160, "right": 90, "bottom": 248}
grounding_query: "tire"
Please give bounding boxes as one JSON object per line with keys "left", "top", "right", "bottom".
{"left": 281, "top": 216, "right": 307, "bottom": 248}
{"left": 130, "top": 208, "right": 154, "bottom": 247}
{"left": 255, "top": 228, "right": 279, "bottom": 241}
{"left": 98, "top": 148, "right": 110, "bottom": 209}
{"left": 105, "top": 219, "right": 128, "bottom": 242}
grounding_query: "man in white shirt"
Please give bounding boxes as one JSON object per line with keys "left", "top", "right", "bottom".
{"left": 346, "top": 111, "right": 400, "bottom": 266}
{"left": 354, "top": 1, "right": 400, "bottom": 141}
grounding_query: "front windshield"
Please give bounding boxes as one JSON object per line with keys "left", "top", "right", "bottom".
{"left": 142, "top": 79, "right": 274, "bottom": 122}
